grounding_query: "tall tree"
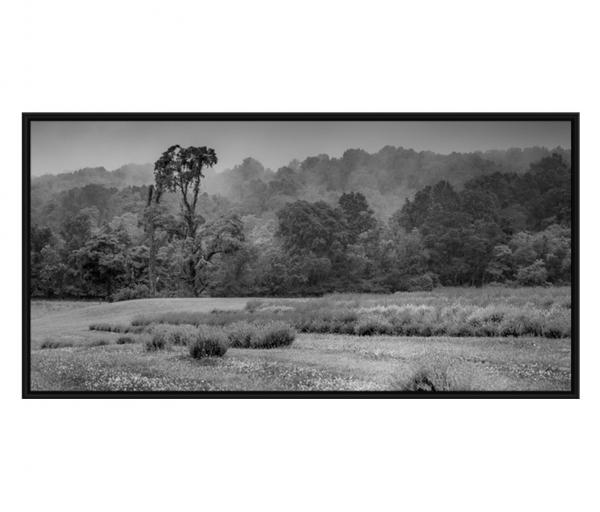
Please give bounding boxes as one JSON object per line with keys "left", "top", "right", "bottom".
{"left": 153, "top": 145, "right": 218, "bottom": 238}
{"left": 153, "top": 145, "right": 218, "bottom": 295}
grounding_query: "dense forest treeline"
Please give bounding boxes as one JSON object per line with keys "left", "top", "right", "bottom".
{"left": 30, "top": 146, "right": 571, "bottom": 300}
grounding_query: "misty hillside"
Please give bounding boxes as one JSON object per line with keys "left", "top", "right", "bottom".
{"left": 31, "top": 145, "right": 571, "bottom": 227}
{"left": 33, "top": 163, "right": 155, "bottom": 194}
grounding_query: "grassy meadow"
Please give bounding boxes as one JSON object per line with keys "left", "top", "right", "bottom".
{"left": 30, "top": 287, "right": 572, "bottom": 392}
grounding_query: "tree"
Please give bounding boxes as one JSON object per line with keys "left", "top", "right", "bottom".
{"left": 153, "top": 145, "right": 218, "bottom": 238}
{"left": 190, "top": 215, "right": 245, "bottom": 295}
{"left": 31, "top": 225, "right": 60, "bottom": 297}
{"left": 485, "top": 244, "right": 513, "bottom": 282}
{"left": 61, "top": 209, "right": 94, "bottom": 252}
{"left": 76, "top": 231, "right": 127, "bottom": 299}
{"left": 338, "top": 192, "right": 376, "bottom": 242}
{"left": 516, "top": 259, "right": 548, "bottom": 286}
{"left": 276, "top": 200, "right": 348, "bottom": 258}
{"left": 38, "top": 245, "right": 67, "bottom": 297}
{"left": 142, "top": 184, "right": 167, "bottom": 296}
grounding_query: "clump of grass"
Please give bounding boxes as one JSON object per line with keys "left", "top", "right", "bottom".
{"left": 253, "top": 321, "right": 296, "bottom": 348}
{"left": 227, "top": 321, "right": 258, "bottom": 348}
{"left": 88, "top": 339, "right": 110, "bottom": 347}
{"left": 245, "top": 299, "right": 264, "bottom": 312}
{"left": 89, "top": 323, "right": 145, "bottom": 334}
{"left": 189, "top": 326, "right": 228, "bottom": 359}
{"left": 148, "top": 324, "right": 198, "bottom": 349}
{"left": 116, "top": 336, "right": 136, "bottom": 345}
{"left": 255, "top": 305, "right": 295, "bottom": 313}
{"left": 40, "top": 340, "right": 73, "bottom": 349}
{"left": 226, "top": 321, "right": 296, "bottom": 348}
{"left": 390, "top": 356, "right": 473, "bottom": 392}
{"left": 145, "top": 333, "right": 166, "bottom": 351}
{"left": 355, "top": 315, "right": 394, "bottom": 336}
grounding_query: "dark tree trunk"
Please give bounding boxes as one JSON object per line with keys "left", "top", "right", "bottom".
{"left": 187, "top": 257, "right": 199, "bottom": 296}
{"left": 146, "top": 186, "right": 158, "bottom": 297}
{"left": 148, "top": 225, "right": 156, "bottom": 296}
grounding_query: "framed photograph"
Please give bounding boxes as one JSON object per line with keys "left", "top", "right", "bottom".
{"left": 22, "top": 113, "right": 579, "bottom": 398}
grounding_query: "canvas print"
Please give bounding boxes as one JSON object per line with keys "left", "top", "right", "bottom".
{"left": 24, "top": 114, "right": 577, "bottom": 396}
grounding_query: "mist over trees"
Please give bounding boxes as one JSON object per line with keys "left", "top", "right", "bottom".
{"left": 30, "top": 146, "right": 572, "bottom": 300}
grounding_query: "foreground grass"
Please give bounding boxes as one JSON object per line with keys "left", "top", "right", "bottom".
{"left": 30, "top": 289, "right": 571, "bottom": 392}
{"left": 30, "top": 333, "right": 571, "bottom": 392}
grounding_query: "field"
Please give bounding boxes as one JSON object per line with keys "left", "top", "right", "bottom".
{"left": 29, "top": 287, "right": 572, "bottom": 392}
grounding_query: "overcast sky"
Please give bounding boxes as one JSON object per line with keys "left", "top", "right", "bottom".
{"left": 30, "top": 120, "right": 571, "bottom": 176}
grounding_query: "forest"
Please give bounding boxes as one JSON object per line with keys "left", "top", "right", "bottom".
{"left": 30, "top": 145, "right": 572, "bottom": 300}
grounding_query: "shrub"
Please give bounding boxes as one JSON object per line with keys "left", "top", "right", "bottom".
{"left": 405, "top": 273, "right": 435, "bottom": 292}
{"left": 132, "top": 310, "right": 253, "bottom": 327}
{"left": 390, "top": 357, "right": 473, "bottom": 392}
{"left": 253, "top": 321, "right": 296, "bottom": 348}
{"left": 227, "top": 321, "right": 258, "bottom": 348}
{"left": 88, "top": 339, "right": 110, "bottom": 347}
{"left": 245, "top": 299, "right": 264, "bottom": 313}
{"left": 355, "top": 315, "right": 394, "bottom": 336}
{"left": 89, "top": 323, "right": 145, "bottom": 334}
{"left": 111, "top": 284, "right": 151, "bottom": 302}
{"left": 255, "top": 305, "right": 296, "bottom": 313}
{"left": 146, "top": 324, "right": 198, "bottom": 350}
{"left": 189, "top": 326, "right": 228, "bottom": 359}
{"left": 145, "top": 332, "right": 167, "bottom": 351}
{"left": 516, "top": 260, "right": 548, "bottom": 286}
{"left": 116, "top": 336, "right": 136, "bottom": 345}
{"left": 166, "top": 325, "right": 198, "bottom": 346}
{"left": 227, "top": 321, "right": 296, "bottom": 348}
{"left": 40, "top": 340, "right": 73, "bottom": 349}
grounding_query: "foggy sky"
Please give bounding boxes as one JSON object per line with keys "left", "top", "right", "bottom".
{"left": 30, "top": 120, "right": 571, "bottom": 176}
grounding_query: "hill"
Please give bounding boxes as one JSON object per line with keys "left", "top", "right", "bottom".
{"left": 32, "top": 163, "right": 155, "bottom": 194}
{"left": 32, "top": 145, "right": 570, "bottom": 220}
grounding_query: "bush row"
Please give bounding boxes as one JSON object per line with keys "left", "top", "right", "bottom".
{"left": 295, "top": 305, "right": 570, "bottom": 338}
{"left": 227, "top": 321, "right": 296, "bottom": 348}
{"left": 143, "top": 322, "right": 296, "bottom": 358}
{"left": 133, "top": 301, "right": 570, "bottom": 339}
{"left": 40, "top": 340, "right": 74, "bottom": 349}
{"left": 89, "top": 323, "right": 146, "bottom": 334}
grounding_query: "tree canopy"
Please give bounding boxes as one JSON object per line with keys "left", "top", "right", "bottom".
{"left": 31, "top": 150, "right": 572, "bottom": 300}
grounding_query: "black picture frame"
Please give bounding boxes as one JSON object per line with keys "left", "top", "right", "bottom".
{"left": 22, "top": 112, "right": 580, "bottom": 398}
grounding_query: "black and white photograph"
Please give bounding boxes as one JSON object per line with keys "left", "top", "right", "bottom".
{"left": 23, "top": 114, "right": 578, "bottom": 396}
{"left": 6, "top": 2, "right": 599, "bottom": 512}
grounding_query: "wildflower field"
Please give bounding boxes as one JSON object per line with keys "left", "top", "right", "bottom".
{"left": 30, "top": 287, "right": 572, "bottom": 392}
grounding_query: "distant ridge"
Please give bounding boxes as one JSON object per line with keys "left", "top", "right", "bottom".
{"left": 32, "top": 163, "right": 154, "bottom": 194}
{"left": 30, "top": 145, "right": 571, "bottom": 219}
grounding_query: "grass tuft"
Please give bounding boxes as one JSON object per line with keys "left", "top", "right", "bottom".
{"left": 390, "top": 356, "right": 473, "bottom": 392}
{"left": 116, "top": 336, "right": 137, "bottom": 345}
{"left": 40, "top": 340, "right": 73, "bottom": 349}
{"left": 88, "top": 339, "right": 110, "bottom": 347}
{"left": 189, "top": 326, "right": 228, "bottom": 359}
{"left": 89, "top": 323, "right": 145, "bottom": 334}
{"left": 226, "top": 321, "right": 296, "bottom": 348}
{"left": 253, "top": 321, "right": 296, "bottom": 348}
{"left": 226, "top": 321, "right": 257, "bottom": 348}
